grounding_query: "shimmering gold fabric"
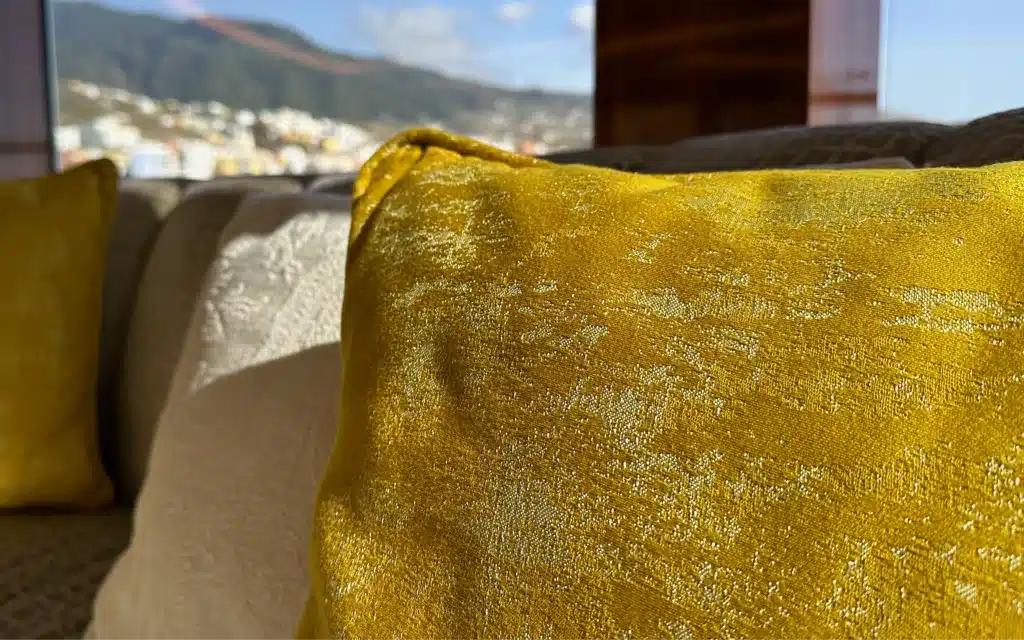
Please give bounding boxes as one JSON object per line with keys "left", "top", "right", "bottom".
{"left": 301, "top": 129, "right": 1024, "bottom": 639}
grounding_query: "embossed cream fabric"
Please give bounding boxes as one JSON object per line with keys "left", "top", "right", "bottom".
{"left": 89, "top": 192, "right": 350, "bottom": 639}
{"left": 115, "top": 181, "right": 300, "bottom": 501}
{"left": 186, "top": 194, "right": 351, "bottom": 394}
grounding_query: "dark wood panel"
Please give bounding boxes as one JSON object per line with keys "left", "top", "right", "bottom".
{"left": 595, "top": 0, "right": 812, "bottom": 146}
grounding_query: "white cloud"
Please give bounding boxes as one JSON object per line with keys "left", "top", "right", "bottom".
{"left": 483, "top": 39, "right": 593, "bottom": 93}
{"left": 499, "top": 2, "right": 532, "bottom": 23}
{"left": 569, "top": 2, "right": 595, "bottom": 33}
{"left": 357, "top": 3, "right": 594, "bottom": 93}
{"left": 359, "top": 7, "right": 480, "bottom": 80}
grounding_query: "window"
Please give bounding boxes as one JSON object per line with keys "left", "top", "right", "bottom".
{"left": 52, "top": 0, "right": 594, "bottom": 177}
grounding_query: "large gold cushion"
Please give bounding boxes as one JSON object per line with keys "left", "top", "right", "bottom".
{"left": 302, "top": 129, "right": 1024, "bottom": 638}
{"left": 0, "top": 159, "right": 118, "bottom": 508}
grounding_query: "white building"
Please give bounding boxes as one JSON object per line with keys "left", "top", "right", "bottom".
{"left": 278, "top": 145, "right": 309, "bottom": 174}
{"left": 179, "top": 141, "right": 218, "bottom": 180}
{"left": 79, "top": 114, "right": 140, "bottom": 150}
{"left": 207, "top": 101, "right": 229, "bottom": 117}
{"left": 136, "top": 97, "right": 157, "bottom": 115}
{"left": 126, "top": 143, "right": 181, "bottom": 179}
{"left": 54, "top": 125, "right": 81, "bottom": 152}
{"left": 226, "top": 123, "right": 255, "bottom": 150}
{"left": 235, "top": 109, "right": 256, "bottom": 127}
{"left": 325, "top": 122, "right": 373, "bottom": 154}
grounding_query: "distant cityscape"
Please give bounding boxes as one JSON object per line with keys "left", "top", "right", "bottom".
{"left": 56, "top": 79, "right": 594, "bottom": 179}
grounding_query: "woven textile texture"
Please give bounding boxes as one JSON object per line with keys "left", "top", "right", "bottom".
{"left": 301, "top": 129, "right": 1024, "bottom": 639}
{"left": 0, "top": 511, "right": 131, "bottom": 639}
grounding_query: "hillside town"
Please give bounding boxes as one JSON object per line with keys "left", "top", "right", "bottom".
{"left": 56, "top": 80, "right": 593, "bottom": 178}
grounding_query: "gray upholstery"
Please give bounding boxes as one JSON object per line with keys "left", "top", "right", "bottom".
{"left": 0, "top": 511, "right": 132, "bottom": 639}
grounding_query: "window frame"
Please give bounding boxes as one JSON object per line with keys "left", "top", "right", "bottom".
{"left": 0, "top": 0, "right": 57, "bottom": 178}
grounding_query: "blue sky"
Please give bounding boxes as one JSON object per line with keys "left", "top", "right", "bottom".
{"left": 882, "top": 0, "right": 1024, "bottom": 121}
{"left": 71, "top": 0, "right": 596, "bottom": 94}
{"left": 63, "top": 0, "right": 1024, "bottom": 121}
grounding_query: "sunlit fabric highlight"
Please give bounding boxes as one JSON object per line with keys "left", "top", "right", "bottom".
{"left": 301, "top": 128, "right": 1024, "bottom": 639}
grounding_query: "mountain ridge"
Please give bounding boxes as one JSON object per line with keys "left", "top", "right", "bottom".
{"left": 52, "top": 1, "right": 591, "bottom": 126}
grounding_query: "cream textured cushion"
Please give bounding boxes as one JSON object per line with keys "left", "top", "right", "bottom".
{"left": 115, "top": 182, "right": 300, "bottom": 501}
{"left": 89, "top": 192, "right": 351, "bottom": 639}
{"left": 97, "top": 180, "right": 182, "bottom": 481}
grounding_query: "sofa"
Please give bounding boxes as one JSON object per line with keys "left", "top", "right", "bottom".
{"left": 3, "top": 106, "right": 1024, "bottom": 639}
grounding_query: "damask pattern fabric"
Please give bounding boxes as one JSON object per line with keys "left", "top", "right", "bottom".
{"left": 184, "top": 193, "right": 351, "bottom": 393}
{"left": 302, "top": 129, "right": 1024, "bottom": 639}
{"left": 116, "top": 183, "right": 298, "bottom": 501}
{"left": 90, "top": 192, "right": 350, "bottom": 639}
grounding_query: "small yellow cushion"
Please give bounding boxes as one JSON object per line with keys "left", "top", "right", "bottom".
{"left": 302, "top": 129, "right": 1024, "bottom": 638}
{"left": 0, "top": 159, "right": 118, "bottom": 508}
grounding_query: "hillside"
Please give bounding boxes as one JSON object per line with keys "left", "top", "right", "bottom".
{"left": 52, "top": 1, "right": 591, "bottom": 126}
